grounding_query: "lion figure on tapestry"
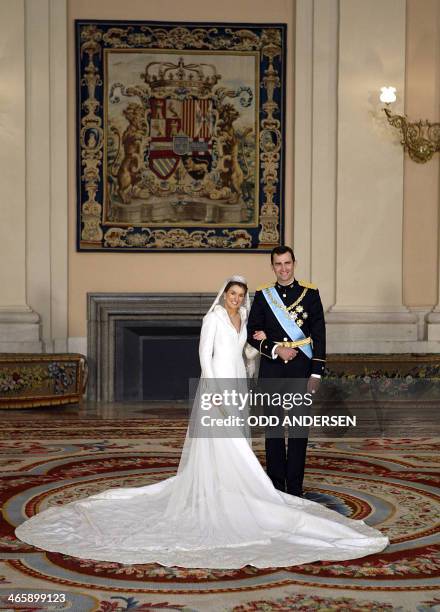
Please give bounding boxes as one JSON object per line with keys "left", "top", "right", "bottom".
{"left": 109, "top": 103, "right": 148, "bottom": 204}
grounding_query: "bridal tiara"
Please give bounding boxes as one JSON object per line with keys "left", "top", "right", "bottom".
{"left": 227, "top": 275, "right": 248, "bottom": 285}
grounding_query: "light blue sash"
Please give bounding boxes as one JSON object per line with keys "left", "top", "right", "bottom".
{"left": 262, "top": 286, "right": 313, "bottom": 359}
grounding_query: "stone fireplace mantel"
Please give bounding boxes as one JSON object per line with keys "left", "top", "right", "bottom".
{"left": 87, "top": 293, "right": 219, "bottom": 401}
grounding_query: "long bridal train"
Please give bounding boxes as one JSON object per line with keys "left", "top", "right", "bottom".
{"left": 15, "top": 428, "right": 388, "bottom": 568}
{"left": 16, "top": 426, "right": 388, "bottom": 568}
{"left": 15, "top": 279, "right": 388, "bottom": 568}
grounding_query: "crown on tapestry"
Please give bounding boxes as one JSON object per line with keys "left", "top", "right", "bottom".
{"left": 141, "top": 57, "right": 221, "bottom": 95}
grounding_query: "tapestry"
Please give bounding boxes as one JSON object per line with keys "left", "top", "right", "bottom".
{"left": 76, "top": 20, "right": 286, "bottom": 251}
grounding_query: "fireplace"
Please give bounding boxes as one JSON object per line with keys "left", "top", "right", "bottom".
{"left": 115, "top": 319, "right": 202, "bottom": 401}
{"left": 87, "top": 293, "right": 216, "bottom": 401}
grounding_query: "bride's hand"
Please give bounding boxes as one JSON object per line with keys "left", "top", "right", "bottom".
{"left": 253, "top": 330, "right": 267, "bottom": 340}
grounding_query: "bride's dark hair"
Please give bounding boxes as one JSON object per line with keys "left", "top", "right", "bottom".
{"left": 224, "top": 280, "right": 248, "bottom": 294}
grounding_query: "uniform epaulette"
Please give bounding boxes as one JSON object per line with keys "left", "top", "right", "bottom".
{"left": 298, "top": 279, "right": 317, "bottom": 290}
{"left": 257, "top": 282, "right": 275, "bottom": 291}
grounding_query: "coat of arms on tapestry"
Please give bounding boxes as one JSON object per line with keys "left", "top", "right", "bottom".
{"left": 76, "top": 21, "right": 286, "bottom": 251}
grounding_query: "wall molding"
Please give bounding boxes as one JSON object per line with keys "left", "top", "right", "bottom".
{"left": 25, "top": 0, "right": 68, "bottom": 352}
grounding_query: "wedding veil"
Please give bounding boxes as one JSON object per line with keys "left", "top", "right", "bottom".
{"left": 206, "top": 274, "right": 251, "bottom": 316}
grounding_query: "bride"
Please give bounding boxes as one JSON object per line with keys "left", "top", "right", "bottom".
{"left": 15, "top": 275, "right": 388, "bottom": 569}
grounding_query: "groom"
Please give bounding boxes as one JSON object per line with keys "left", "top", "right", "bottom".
{"left": 247, "top": 246, "right": 326, "bottom": 497}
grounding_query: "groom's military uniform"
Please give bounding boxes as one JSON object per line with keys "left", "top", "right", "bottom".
{"left": 247, "top": 279, "right": 326, "bottom": 496}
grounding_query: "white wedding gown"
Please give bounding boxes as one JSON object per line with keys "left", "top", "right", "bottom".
{"left": 15, "top": 304, "right": 388, "bottom": 568}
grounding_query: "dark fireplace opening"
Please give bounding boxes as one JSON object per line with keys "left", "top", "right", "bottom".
{"left": 115, "top": 320, "right": 202, "bottom": 401}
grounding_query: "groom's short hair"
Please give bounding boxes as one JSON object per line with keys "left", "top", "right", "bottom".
{"left": 271, "top": 245, "right": 295, "bottom": 264}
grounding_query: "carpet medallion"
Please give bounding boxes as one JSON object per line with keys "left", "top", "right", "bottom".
{"left": 0, "top": 419, "right": 438, "bottom": 611}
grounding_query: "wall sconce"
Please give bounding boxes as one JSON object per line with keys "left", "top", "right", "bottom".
{"left": 380, "top": 86, "right": 440, "bottom": 163}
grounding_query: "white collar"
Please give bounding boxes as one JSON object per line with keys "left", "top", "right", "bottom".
{"left": 214, "top": 304, "right": 247, "bottom": 320}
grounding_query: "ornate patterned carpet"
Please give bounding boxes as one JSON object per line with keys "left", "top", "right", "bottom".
{"left": 0, "top": 417, "right": 438, "bottom": 611}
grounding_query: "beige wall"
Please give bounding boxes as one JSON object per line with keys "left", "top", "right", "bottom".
{"left": 67, "top": 0, "right": 440, "bottom": 339}
{"left": 403, "top": 0, "right": 440, "bottom": 307}
{"left": 335, "top": 0, "right": 405, "bottom": 309}
{"left": 67, "top": 0, "right": 295, "bottom": 337}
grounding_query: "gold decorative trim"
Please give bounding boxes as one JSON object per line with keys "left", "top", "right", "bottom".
{"left": 256, "top": 282, "right": 275, "bottom": 291}
{"left": 263, "top": 286, "right": 308, "bottom": 314}
{"left": 275, "top": 337, "right": 312, "bottom": 348}
{"left": 259, "top": 338, "right": 272, "bottom": 358}
{"left": 298, "top": 280, "right": 317, "bottom": 290}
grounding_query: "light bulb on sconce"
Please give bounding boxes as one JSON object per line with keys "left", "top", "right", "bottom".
{"left": 380, "top": 85, "right": 440, "bottom": 163}
{"left": 379, "top": 86, "right": 397, "bottom": 105}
